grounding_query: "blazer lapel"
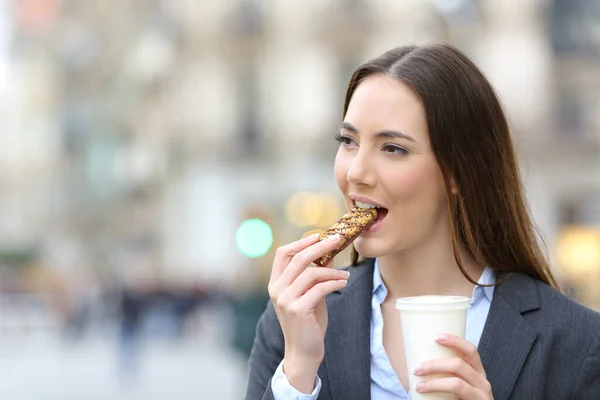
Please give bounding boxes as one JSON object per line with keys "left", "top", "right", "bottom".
{"left": 478, "top": 273, "right": 540, "bottom": 400}
{"left": 323, "top": 258, "right": 374, "bottom": 400}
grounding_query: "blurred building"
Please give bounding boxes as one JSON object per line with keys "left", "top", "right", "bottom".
{"left": 0, "top": 0, "right": 599, "bottom": 306}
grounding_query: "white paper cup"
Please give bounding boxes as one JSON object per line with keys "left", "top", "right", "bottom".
{"left": 396, "top": 295, "right": 471, "bottom": 400}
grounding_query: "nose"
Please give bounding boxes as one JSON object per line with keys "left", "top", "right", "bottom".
{"left": 346, "top": 150, "right": 376, "bottom": 188}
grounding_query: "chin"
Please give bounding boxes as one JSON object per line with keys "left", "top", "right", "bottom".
{"left": 353, "top": 238, "right": 386, "bottom": 259}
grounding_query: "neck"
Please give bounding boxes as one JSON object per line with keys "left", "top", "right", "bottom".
{"left": 377, "top": 239, "right": 484, "bottom": 302}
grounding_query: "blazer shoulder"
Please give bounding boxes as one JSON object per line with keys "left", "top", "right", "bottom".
{"left": 532, "top": 281, "right": 600, "bottom": 398}
{"left": 532, "top": 277, "right": 600, "bottom": 331}
{"left": 245, "top": 299, "right": 284, "bottom": 400}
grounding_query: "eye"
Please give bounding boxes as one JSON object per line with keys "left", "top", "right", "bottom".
{"left": 382, "top": 144, "right": 409, "bottom": 155}
{"left": 334, "top": 133, "right": 357, "bottom": 147}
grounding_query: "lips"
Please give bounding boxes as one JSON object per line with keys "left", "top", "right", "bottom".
{"left": 351, "top": 195, "right": 385, "bottom": 209}
{"left": 351, "top": 196, "right": 388, "bottom": 229}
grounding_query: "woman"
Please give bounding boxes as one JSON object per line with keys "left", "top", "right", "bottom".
{"left": 245, "top": 44, "right": 600, "bottom": 400}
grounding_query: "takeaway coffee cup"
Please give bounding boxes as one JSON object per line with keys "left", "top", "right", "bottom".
{"left": 395, "top": 295, "right": 471, "bottom": 400}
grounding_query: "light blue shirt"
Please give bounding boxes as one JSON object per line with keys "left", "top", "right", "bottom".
{"left": 271, "top": 259, "right": 495, "bottom": 399}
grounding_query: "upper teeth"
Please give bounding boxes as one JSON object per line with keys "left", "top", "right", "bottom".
{"left": 355, "top": 201, "right": 377, "bottom": 209}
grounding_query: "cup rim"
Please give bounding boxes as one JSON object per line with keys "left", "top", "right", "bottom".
{"left": 395, "top": 295, "right": 471, "bottom": 311}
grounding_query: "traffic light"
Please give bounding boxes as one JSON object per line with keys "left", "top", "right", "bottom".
{"left": 236, "top": 218, "right": 274, "bottom": 258}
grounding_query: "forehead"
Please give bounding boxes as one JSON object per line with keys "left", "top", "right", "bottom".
{"left": 344, "top": 74, "right": 428, "bottom": 141}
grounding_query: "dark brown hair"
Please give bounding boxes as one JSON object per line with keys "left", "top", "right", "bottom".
{"left": 346, "top": 44, "right": 559, "bottom": 289}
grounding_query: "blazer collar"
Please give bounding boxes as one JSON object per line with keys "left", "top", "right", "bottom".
{"left": 323, "top": 258, "right": 375, "bottom": 400}
{"left": 478, "top": 273, "right": 541, "bottom": 400}
{"left": 322, "top": 261, "right": 543, "bottom": 400}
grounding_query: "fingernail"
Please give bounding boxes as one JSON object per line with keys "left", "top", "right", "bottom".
{"left": 309, "top": 233, "right": 320, "bottom": 239}
{"left": 327, "top": 234, "right": 340, "bottom": 242}
{"left": 413, "top": 364, "right": 423, "bottom": 375}
{"left": 436, "top": 334, "right": 448, "bottom": 342}
{"left": 337, "top": 279, "right": 348, "bottom": 285}
{"left": 339, "top": 270, "right": 350, "bottom": 277}
{"left": 415, "top": 382, "right": 424, "bottom": 392}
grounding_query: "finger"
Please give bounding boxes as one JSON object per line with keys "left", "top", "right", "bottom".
{"left": 436, "top": 334, "right": 485, "bottom": 374}
{"left": 293, "top": 278, "right": 348, "bottom": 311}
{"left": 271, "top": 233, "right": 321, "bottom": 281}
{"left": 282, "top": 267, "right": 350, "bottom": 300}
{"left": 415, "top": 377, "right": 482, "bottom": 399}
{"left": 413, "top": 357, "right": 483, "bottom": 389}
{"left": 278, "top": 234, "right": 341, "bottom": 286}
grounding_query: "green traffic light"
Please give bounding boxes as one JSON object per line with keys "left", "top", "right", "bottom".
{"left": 236, "top": 218, "right": 273, "bottom": 258}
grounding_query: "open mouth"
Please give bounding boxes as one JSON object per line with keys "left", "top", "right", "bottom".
{"left": 375, "top": 207, "right": 388, "bottom": 222}
{"left": 353, "top": 200, "right": 388, "bottom": 225}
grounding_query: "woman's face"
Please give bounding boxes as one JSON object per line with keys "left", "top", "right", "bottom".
{"left": 334, "top": 74, "right": 449, "bottom": 259}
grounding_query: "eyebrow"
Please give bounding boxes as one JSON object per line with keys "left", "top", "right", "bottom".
{"left": 340, "top": 122, "right": 416, "bottom": 143}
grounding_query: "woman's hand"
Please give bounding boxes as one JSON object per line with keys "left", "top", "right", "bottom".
{"left": 268, "top": 233, "right": 347, "bottom": 393}
{"left": 413, "top": 334, "right": 494, "bottom": 399}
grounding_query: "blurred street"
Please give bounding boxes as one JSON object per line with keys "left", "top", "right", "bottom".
{"left": 0, "top": 306, "right": 248, "bottom": 400}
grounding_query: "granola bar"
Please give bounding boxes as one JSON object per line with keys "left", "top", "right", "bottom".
{"left": 313, "top": 207, "right": 377, "bottom": 266}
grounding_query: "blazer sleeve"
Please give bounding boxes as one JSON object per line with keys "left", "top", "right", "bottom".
{"left": 245, "top": 300, "right": 285, "bottom": 400}
{"left": 572, "top": 328, "right": 600, "bottom": 399}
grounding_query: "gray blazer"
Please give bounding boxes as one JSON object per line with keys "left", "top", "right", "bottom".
{"left": 245, "top": 258, "right": 600, "bottom": 399}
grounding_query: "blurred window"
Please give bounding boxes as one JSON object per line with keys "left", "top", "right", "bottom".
{"left": 550, "top": 0, "right": 600, "bottom": 57}
{"left": 557, "top": 86, "right": 585, "bottom": 137}
{"left": 233, "top": 0, "right": 265, "bottom": 37}
{"left": 559, "top": 195, "right": 600, "bottom": 226}
{"left": 556, "top": 84, "right": 600, "bottom": 139}
{"left": 237, "top": 64, "right": 261, "bottom": 156}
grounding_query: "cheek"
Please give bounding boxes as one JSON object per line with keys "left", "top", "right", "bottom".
{"left": 388, "top": 162, "right": 446, "bottom": 206}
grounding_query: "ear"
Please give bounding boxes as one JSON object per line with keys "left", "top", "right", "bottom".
{"left": 449, "top": 176, "right": 458, "bottom": 195}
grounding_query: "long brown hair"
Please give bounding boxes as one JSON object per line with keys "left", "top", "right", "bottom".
{"left": 345, "top": 44, "right": 559, "bottom": 289}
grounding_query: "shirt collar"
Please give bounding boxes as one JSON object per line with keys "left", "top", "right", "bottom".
{"left": 372, "top": 258, "right": 495, "bottom": 304}
{"left": 372, "top": 258, "right": 387, "bottom": 304}
{"left": 472, "top": 266, "right": 495, "bottom": 304}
